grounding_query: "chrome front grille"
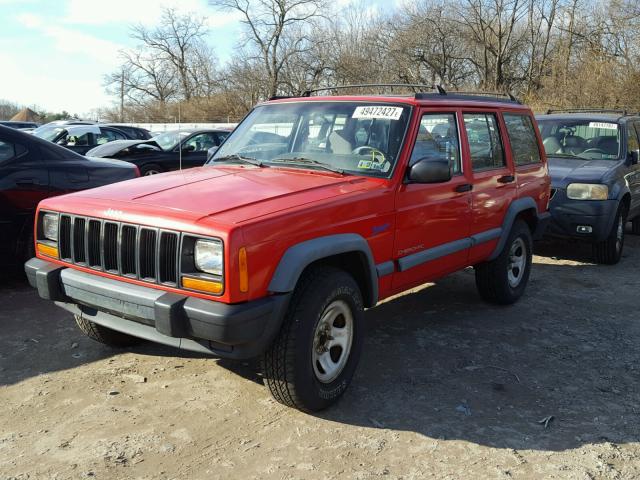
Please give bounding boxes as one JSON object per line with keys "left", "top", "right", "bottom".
{"left": 58, "top": 214, "right": 180, "bottom": 285}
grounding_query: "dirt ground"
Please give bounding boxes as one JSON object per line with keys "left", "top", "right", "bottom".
{"left": 1, "top": 235, "right": 640, "bottom": 480}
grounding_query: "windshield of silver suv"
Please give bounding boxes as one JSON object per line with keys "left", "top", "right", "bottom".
{"left": 537, "top": 118, "right": 621, "bottom": 160}
{"left": 208, "top": 101, "right": 412, "bottom": 177}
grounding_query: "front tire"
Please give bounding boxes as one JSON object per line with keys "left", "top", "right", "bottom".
{"left": 74, "top": 315, "right": 142, "bottom": 347}
{"left": 262, "top": 266, "right": 364, "bottom": 412}
{"left": 593, "top": 205, "right": 626, "bottom": 264}
{"left": 475, "top": 220, "right": 533, "bottom": 305}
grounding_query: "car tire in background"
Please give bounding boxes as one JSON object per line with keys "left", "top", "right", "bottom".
{"left": 593, "top": 205, "right": 626, "bottom": 265}
{"left": 74, "top": 314, "right": 143, "bottom": 347}
{"left": 631, "top": 216, "right": 640, "bottom": 235}
{"left": 475, "top": 220, "right": 533, "bottom": 305}
{"left": 140, "top": 163, "right": 164, "bottom": 176}
{"left": 262, "top": 266, "right": 364, "bottom": 412}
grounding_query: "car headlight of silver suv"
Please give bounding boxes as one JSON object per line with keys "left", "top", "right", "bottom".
{"left": 42, "top": 213, "right": 59, "bottom": 241}
{"left": 566, "top": 183, "right": 608, "bottom": 200}
{"left": 194, "top": 239, "right": 223, "bottom": 276}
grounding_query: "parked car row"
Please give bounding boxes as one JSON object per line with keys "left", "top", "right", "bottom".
{"left": 7, "top": 85, "right": 640, "bottom": 413}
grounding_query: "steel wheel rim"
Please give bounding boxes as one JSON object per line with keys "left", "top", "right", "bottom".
{"left": 312, "top": 300, "right": 354, "bottom": 384}
{"left": 507, "top": 237, "right": 526, "bottom": 288}
{"left": 144, "top": 169, "right": 160, "bottom": 176}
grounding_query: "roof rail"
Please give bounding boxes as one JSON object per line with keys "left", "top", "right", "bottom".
{"left": 451, "top": 91, "right": 520, "bottom": 103}
{"left": 301, "top": 84, "right": 447, "bottom": 97}
{"left": 546, "top": 108, "right": 628, "bottom": 115}
{"left": 413, "top": 90, "right": 521, "bottom": 104}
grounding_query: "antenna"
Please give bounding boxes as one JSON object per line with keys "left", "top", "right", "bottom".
{"left": 178, "top": 105, "right": 182, "bottom": 171}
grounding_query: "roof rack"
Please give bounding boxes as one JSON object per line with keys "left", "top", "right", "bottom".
{"left": 546, "top": 108, "right": 629, "bottom": 115}
{"left": 301, "top": 84, "right": 447, "bottom": 97}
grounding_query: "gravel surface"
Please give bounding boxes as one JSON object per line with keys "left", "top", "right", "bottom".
{"left": 1, "top": 236, "right": 639, "bottom": 479}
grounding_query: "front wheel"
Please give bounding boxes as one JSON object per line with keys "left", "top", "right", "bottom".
{"left": 262, "top": 266, "right": 364, "bottom": 412}
{"left": 74, "top": 315, "right": 142, "bottom": 347}
{"left": 593, "top": 205, "right": 626, "bottom": 264}
{"left": 475, "top": 220, "right": 533, "bottom": 305}
{"left": 140, "top": 163, "right": 163, "bottom": 176}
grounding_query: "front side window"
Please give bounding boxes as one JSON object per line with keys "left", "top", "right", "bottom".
{"left": 537, "top": 119, "right": 621, "bottom": 160}
{"left": 210, "top": 102, "right": 412, "bottom": 178}
{"left": 463, "top": 113, "right": 505, "bottom": 170}
{"left": 503, "top": 113, "right": 542, "bottom": 166}
{"left": 184, "top": 133, "right": 218, "bottom": 151}
{"left": 409, "top": 113, "right": 460, "bottom": 174}
{"left": 96, "top": 129, "right": 126, "bottom": 145}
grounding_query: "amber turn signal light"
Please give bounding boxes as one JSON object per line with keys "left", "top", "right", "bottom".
{"left": 182, "top": 276, "right": 223, "bottom": 294}
{"left": 238, "top": 247, "right": 248, "bottom": 293}
{"left": 37, "top": 243, "right": 58, "bottom": 258}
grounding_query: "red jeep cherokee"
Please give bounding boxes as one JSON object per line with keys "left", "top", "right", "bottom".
{"left": 26, "top": 88, "right": 550, "bottom": 411}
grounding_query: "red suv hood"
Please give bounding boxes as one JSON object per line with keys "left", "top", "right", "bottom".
{"left": 58, "top": 166, "right": 382, "bottom": 225}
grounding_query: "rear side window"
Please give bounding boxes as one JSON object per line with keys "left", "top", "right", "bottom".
{"left": 504, "top": 114, "right": 542, "bottom": 166}
{"left": 463, "top": 113, "right": 505, "bottom": 170}
{"left": 0, "top": 140, "right": 27, "bottom": 163}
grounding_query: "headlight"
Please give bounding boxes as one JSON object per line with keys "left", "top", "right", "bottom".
{"left": 194, "top": 239, "right": 223, "bottom": 276}
{"left": 42, "top": 213, "right": 59, "bottom": 241}
{"left": 566, "top": 183, "right": 608, "bottom": 200}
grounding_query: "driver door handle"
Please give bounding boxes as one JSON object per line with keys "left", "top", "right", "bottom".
{"left": 455, "top": 183, "right": 473, "bottom": 193}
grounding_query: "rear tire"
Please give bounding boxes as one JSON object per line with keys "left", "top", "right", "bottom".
{"left": 262, "top": 266, "right": 364, "bottom": 412}
{"left": 140, "top": 163, "right": 163, "bottom": 176}
{"left": 593, "top": 205, "right": 626, "bottom": 264}
{"left": 475, "top": 220, "right": 533, "bottom": 305}
{"left": 74, "top": 314, "right": 142, "bottom": 347}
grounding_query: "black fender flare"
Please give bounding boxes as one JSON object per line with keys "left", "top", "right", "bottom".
{"left": 268, "top": 234, "right": 378, "bottom": 308}
{"left": 489, "top": 197, "right": 544, "bottom": 260}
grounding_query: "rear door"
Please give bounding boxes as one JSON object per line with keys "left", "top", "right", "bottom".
{"left": 392, "top": 110, "right": 472, "bottom": 291}
{"left": 460, "top": 110, "right": 516, "bottom": 264}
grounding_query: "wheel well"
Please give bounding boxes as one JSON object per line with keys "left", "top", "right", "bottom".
{"left": 303, "top": 251, "right": 374, "bottom": 307}
{"left": 515, "top": 208, "right": 537, "bottom": 233}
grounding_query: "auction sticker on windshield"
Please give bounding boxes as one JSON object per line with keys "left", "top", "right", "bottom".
{"left": 353, "top": 106, "right": 404, "bottom": 120}
{"left": 589, "top": 122, "right": 618, "bottom": 130}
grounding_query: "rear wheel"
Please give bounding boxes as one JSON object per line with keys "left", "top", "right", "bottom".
{"left": 74, "top": 315, "right": 142, "bottom": 347}
{"left": 262, "top": 266, "right": 364, "bottom": 412}
{"left": 140, "top": 163, "right": 163, "bottom": 176}
{"left": 475, "top": 220, "right": 533, "bottom": 305}
{"left": 593, "top": 205, "right": 626, "bottom": 264}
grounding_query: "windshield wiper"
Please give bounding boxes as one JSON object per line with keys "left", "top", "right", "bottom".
{"left": 270, "top": 156, "right": 344, "bottom": 174}
{"left": 212, "top": 154, "right": 266, "bottom": 167}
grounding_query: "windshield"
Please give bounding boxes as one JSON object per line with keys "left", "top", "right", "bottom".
{"left": 152, "top": 131, "right": 191, "bottom": 151}
{"left": 209, "top": 101, "right": 412, "bottom": 177}
{"left": 537, "top": 119, "right": 621, "bottom": 160}
{"left": 33, "top": 126, "right": 65, "bottom": 142}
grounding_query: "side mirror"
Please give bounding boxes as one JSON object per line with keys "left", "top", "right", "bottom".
{"left": 630, "top": 150, "right": 639, "bottom": 165}
{"left": 181, "top": 144, "right": 196, "bottom": 152}
{"left": 406, "top": 158, "right": 451, "bottom": 184}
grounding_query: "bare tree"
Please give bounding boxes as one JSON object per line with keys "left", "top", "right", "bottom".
{"left": 211, "top": 0, "right": 328, "bottom": 97}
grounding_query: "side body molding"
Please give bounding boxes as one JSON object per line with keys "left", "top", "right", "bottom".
{"left": 488, "top": 196, "right": 539, "bottom": 260}
{"left": 268, "top": 234, "right": 379, "bottom": 307}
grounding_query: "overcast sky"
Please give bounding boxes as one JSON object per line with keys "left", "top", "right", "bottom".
{"left": 0, "top": 0, "right": 391, "bottom": 117}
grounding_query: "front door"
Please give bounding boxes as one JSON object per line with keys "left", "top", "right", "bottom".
{"left": 392, "top": 110, "right": 472, "bottom": 291}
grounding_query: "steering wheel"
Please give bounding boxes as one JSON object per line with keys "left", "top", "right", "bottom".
{"left": 581, "top": 148, "right": 607, "bottom": 155}
{"left": 351, "top": 146, "right": 386, "bottom": 163}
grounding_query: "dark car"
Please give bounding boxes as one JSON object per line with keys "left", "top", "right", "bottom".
{"left": 32, "top": 124, "right": 142, "bottom": 155}
{"left": 0, "top": 125, "right": 139, "bottom": 265}
{"left": 0, "top": 121, "right": 39, "bottom": 129}
{"left": 537, "top": 110, "right": 640, "bottom": 264}
{"left": 102, "top": 124, "right": 152, "bottom": 140}
{"left": 86, "top": 129, "right": 230, "bottom": 175}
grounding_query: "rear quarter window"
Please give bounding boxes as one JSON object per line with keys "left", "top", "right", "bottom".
{"left": 503, "top": 113, "right": 542, "bottom": 166}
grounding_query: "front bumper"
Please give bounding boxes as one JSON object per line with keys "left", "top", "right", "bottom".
{"left": 25, "top": 258, "right": 290, "bottom": 359}
{"left": 546, "top": 190, "right": 618, "bottom": 242}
